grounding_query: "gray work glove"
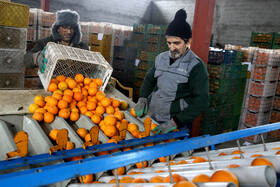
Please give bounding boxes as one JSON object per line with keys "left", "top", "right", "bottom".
{"left": 153, "top": 119, "right": 177, "bottom": 135}
{"left": 134, "top": 97, "right": 148, "bottom": 117}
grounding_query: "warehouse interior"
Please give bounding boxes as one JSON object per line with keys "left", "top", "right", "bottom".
{"left": 1, "top": 0, "right": 280, "bottom": 186}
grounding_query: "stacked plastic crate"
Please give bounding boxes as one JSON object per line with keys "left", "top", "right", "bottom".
{"left": 123, "top": 24, "right": 167, "bottom": 100}
{"left": 0, "top": 1, "right": 29, "bottom": 89}
{"left": 250, "top": 31, "right": 275, "bottom": 49}
{"left": 89, "top": 33, "right": 112, "bottom": 63}
{"left": 240, "top": 49, "right": 280, "bottom": 143}
{"left": 26, "top": 8, "right": 37, "bottom": 48}
{"left": 272, "top": 32, "right": 280, "bottom": 49}
{"left": 268, "top": 50, "right": 280, "bottom": 138}
{"left": 112, "top": 46, "right": 137, "bottom": 87}
{"left": 37, "top": 9, "right": 55, "bottom": 40}
{"left": 200, "top": 48, "right": 248, "bottom": 135}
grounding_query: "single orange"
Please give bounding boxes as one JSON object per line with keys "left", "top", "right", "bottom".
{"left": 64, "top": 89, "right": 74, "bottom": 97}
{"left": 66, "top": 141, "right": 75, "bottom": 150}
{"left": 62, "top": 95, "right": 72, "bottom": 103}
{"left": 50, "top": 78, "right": 59, "bottom": 84}
{"left": 132, "top": 178, "right": 147, "bottom": 183}
{"left": 32, "top": 112, "right": 44, "bottom": 122}
{"left": 173, "top": 181, "right": 197, "bottom": 187}
{"left": 71, "top": 107, "right": 79, "bottom": 113}
{"left": 232, "top": 156, "right": 240, "bottom": 159}
{"left": 34, "top": 95, "right": 44, "bottom": 102}
{"left": 250, "top": 154, "right": 264, "bottom": 157}
{"left": 158, "top": 157, "right": 167, "bottom": 162}
{"left": 163, "top": 174, "right": 187, "bottom": 183}
{"left": 67, "top": 79, "right": 77, "bottom": 89}
{"left": 75, "top": 74, "right": 84, "bottom": 83}
{"left": 47, "top": 105, "right": 59, "bottom": 115}
{"left": 58, "top": 81, "right": 68, "bottom": 91}
{"left": 251, "top": 157, "right": 274, "bottom": 168}
{"left": 52, "top": 93, "right": 63, "bottom": 100}
{"left": 210, "top": 170, "right": 239, "bottom": 187}
{"left": 96, "top": 91, "right": 106, "bottom": 101}
{"left": 109, "top": 179, "right": 117, "bottom": 183}
{"left": 88, "top": 87, "right": 98, "bottom": 96}
{"left": 193, "top": 157, "right": 207, "bottom": 163}
{"left": 58, "top": 108, "right": 70, "bottom": 119}
{"left": 57, "top": 99, "right": 68, "bottom": 109}
{"left": 276, "top": 150, "right": 280, "bottom": 155}
{"left": 77, "top": 101, "right": 87, "bottom": 108}
{"left": 91, "top": 114, "right": 102, "bottom": 124}
{"left": 218, "top": 152, "right": 229, "bottom": 156}
{"left": 83, "top": 77, "right": 91, "bottom": 85}
{"left": 47, "top": 97, "right": 58, "bottom": 106}
{"left": 29, "top": 104, "right": 40, "bottom": 114}
{"left": 122, "top": 147, "right": 132, "bottom": 152}
{"left": 154, "top": 170, "right": 165, "bottom": 173}
{"left": 231, "top": 150, "right": 245, "bottom": 155}
{"left": 95, "top": 78, "right": 103, "bottom": 87}
{"left": 149, "top": 176, "right": 164, "bottom": 183}
{"left": 227, "top": 164, "right": 240, "bottom": 168}
{"left": 104, "top": 115, "right": 117, "bottom": 126}
{"left": 48, "top": 83, "right": 58, "bottom": 92}
{"left": 87, "top": 101, "right": 97, "bottom": 111}
{"left": 272, "top": 147, "right": 280, "bottom": 150}
{"left": 119, "top": 100, "right": 128, "bottom": 110}
{"left": 135, "top": 161, "right": 148, "bottom": 168}
{"left": 84, "top": 133, "right": 91, "bottom": 142}
{"left": 84, "top": 111, "right": 94, "bottom": 118}
{"left": 127, "top": 123, "right": 138, "bottom": 132}
{"left": 77, "top": 128, "right": 88, "bottom": 139}
{"left": 106, "top": 106, "right": 115, "bottom": 114}
{"left": 192, "top": 174, "right": 210, "bottom": 182}
{"left": 130, "top": 108, "right": 137, "bottom": 117}
{"left": 81, "top": 88, "right": 88, "bottom": 96}
{"left": 111, "top": 99, "right": 120, "bottom": 108}
{"left": 96, "top": 150, "right": 110, "bottom": 156}
{"left": 44, "top": 112, "right": 55, "bottom": 123}
{"left": 49, "top": 129, "right": 59, "bottom": 141}
{"left": 56, "top": 75, "right": 66, "bottom": 82}
{"left": 74, "top": 92, "right": 84, "bottom": 102}
{"left": 79, "top": 174, "right": 94, "bottom": 184}
{"left": 70, "top": 112, "right": 80, "bottom": 121}
{"left": 89, "top": 81, "right": 98, "bottom": 88}
{"left": 131, "top": 129, "right": 140, "bottom": 138}
{"left": 119, "top": 176, "right": 133, "bottom": 183}
{"left": 177, "top": 160, "right": 189, "bottom": 165}
{"left": 35, "top": 108, "right": 47, "bottom": 114}
{"left": 104, "top": 125, "right": 117, "bottom": 137}
{"left": 112, "top": 167, "right": 125, "bottom": 175}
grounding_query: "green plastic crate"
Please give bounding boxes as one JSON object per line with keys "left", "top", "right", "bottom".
{"left": 133, "top": 24, "right": 147, "bottom": 34}
{"left": 250, "top": 31, "right": 275, "bottom": 43}
{"left": 209, "top": 78, "right": 232, "bottom": 93}
{"left": 207, "top": 64, "right": 233, "bottom": 79}
{"left": 123, "top": 40, "right": 145, "bottom": 51}
{"left": 234, "top": 51, "right": 244, "bottom": 65}
{"left": 146, "top": 24, "right": 167, "bottom": 35}
{"left": 199, "top": 120, "right": 217, "bottom": 135}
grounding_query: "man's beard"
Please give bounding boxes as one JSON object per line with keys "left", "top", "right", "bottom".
{"left": 169, "top": 51, "right": 181, "bottom": 59}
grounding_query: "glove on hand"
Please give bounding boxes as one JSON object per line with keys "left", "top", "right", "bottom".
{"left": 37, "top": 47, "right": 48, "bottom": 73}
{"left": 153, "top": 119, "right": 177, "bottom": 135}
{"left": 134, "top": 97, "right": 148, "bottom": 117}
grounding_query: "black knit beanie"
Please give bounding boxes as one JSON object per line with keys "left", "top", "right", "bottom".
{"left": 165, "top": 9, "right": 192, "bottom": 39}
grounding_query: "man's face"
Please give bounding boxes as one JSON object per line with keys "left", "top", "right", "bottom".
{"left": 57, "top": 26, "right": 74, "bottom": 42}
{"left": 166, "top": 36, "right": 191, "bottom": 59}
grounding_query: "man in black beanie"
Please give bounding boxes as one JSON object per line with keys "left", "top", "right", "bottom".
{"left": 134, "top": 9, "right": 209, "bottom": 135}
{"left": 24, "top": 9, "right": 89, "bottom": 69}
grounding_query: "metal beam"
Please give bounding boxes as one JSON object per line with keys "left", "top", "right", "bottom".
{"left": 191, "top": 0, "right": 216, "bottom": 137}
{"left": 40, "top": 0, "right": 49, "bottom": 12}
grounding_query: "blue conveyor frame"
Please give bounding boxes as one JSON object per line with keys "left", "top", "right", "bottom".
{"left": 0, "top": 122, "right": 280, "bottom": 186}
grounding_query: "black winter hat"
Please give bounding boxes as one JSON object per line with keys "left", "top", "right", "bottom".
{"left": 51, "top": 9, "right": 82, "bottom": 45}
{"left": 165, "top": 9, "right": 192, "bottom": 39}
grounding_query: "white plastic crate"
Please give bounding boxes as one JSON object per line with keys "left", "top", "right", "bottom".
{"left": 244, "top": 94, "right": 274, "bottom": 112}
{"left": 0, "top": 26, "right": 27, "bottom": 50}
{"left": 28, "top": 8, "right": 38, "bottom": 26}
{"left": 248, "top": 79, "right": 277, "bottom": 97}
{"left": 241, "top": 109, "right": 271, "bottom": 127}
{"left": 273, "top": 96, "right": 280, "bottom": 110}
{"left": 27, "top": 25, "right": 37, "bottom": 41}
{"left": 37, "top": 26, "right": 51, "bottom": 40}
{"left": 240, "top": 124, "right": 267, "bottom": 143}
{"left": 0, "top": 49, "right": 25, "bottom": 73}
{"left": 80, "top": 22, "right": 90, "bottom": 45}
{"left": 250, "top": 64, "right": 279, "bottom": 81}
{"left": 38, "top": 42, "right": 113, "bottom": 91}
{"left": 252, "top": 49, "right": 280, "bottom": 66}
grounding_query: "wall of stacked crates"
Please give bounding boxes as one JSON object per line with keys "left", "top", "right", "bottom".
{"left": 116, "top": 24, "right": 168, "bottom": 101}
{"left": 199, "top": 47, "right": 249, "bottom": 136}
{"left": 270, "top": 72, "right": 280, "bottom": 139}
{"left": 0, "top": 1, "right": 29, "bottom": 89}
{"left": 240, "top": 49, "right": 280, "bottom": 143}
{"left": 250, "top": 31, "right": 280, "bottom": 49}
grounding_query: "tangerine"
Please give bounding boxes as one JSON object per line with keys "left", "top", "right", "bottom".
{"left": 87, "top": 101, "right": 97, "bottom": 111}
{"left": 177, "top": 160, "right": 189, "bottom": 165}
{"left": 163, "top": 174, "right": 187, "bottom": 183}
{"left": 104, "top": 115, "right": 117, "bottom": 126}
{"left": 112, "top": 167, "right": 125, "bottom": 175}
{"left": 193, "top": 157, "right": 207, "bottom": 163}
{"left": 58, "top": 81, "right": 68, "bottom": 91}
{"left": 130, "top": 108, "right": 136, "bottom": 117}
{"left": 83, "top": 77, "right": 91, "bottom": 85}
{"left": 58, "top": 108, "right": 70, "bottom": 119}
{"left": 64, "top": 89, "right": 74, "bottom": 97}
{"left": 56, "top": 75, "right": 66, "bottom": 82}
{"left": 74, "top": 92, "right": 84, "bottom": 101}
{"left": 88, "top": 87, "right": 98, "bottom": 96}
{"left": 173, "top": 181, "right": 197, "bottom": 187}
{"left": 66, "top": 141, "right": 75, "bottom": 150}
{"left": 57, "top": 99, "right": 68, "bottom": 109}
{"left": 67, "top": 79, "right": 77, "bottom": 89}
{"left": 49, "top": 129, "right": 59, "bottom": 140}
{"left": 135, "top": 161, "right": 147, "bottom": 168}
{"left": 77, "top": 128, "right": 88, "bottom": 139}
{"left": 192, "top": 174, "right": 210, "bottom": 182}
{"left": 104, "top": 125, "right": 117, "bottom": 137}
{"left": 218, "top": 152, "right": 229, "bottom": 156}
{"left": 132, "top": 178, "right": 147, "bottom": 183}
{"left": 75, "top": 74, "right": 84, "bottom": 83}
{"left": 47, "top": 105, "right": 59, "bottom": 115}
{"left": 95, "top": 78, "right": 103, "bottom": 87}
{"left": 251, "top": 157, "right": 274, "bottom": 168}
{"left": 127, "top": 123, "right": 138, "bottom": 132}
{"left": 119, "top": 176, "right": 133, "bottom": 183}
{"left": 210, "top": 170, "right": 239, "bottom": 187}
{"left": 44, "top": 112, "right": 55, "bottom": 123}
{"left": 231, "top": 150, "right": 245, "bottom": 155}
{"left": 149, "top": 176, "right": 164, "bottom": 183}
{"left": 62, "top": 95, "right": 72, "bottom": 103}
{"left": 79, "top": 174, "right": 94, "bottom": 184}
{"left": 227, "top": 164, "right": 240, "bottom": 168}
{"left": 106, "top": 106, "right": 115, "bottom": 114}
{"left": 70, "top": 112, "right": 80, "bottom": 121}
{"left": 29, "top": 104, "right": 40, "bottom": 114}
{"left": 101, "top": 97, "right": 111, "bottom": 107}
{"left": 91, "top": 114, "right": 102, "bottom": 124}
{"left": 32, "top": 112, "right": 44, "bottom": 122}
{"left": 48, "top": 83, "right": 58, "bottom": 92}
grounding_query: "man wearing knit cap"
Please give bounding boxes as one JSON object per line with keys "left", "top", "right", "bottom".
{"left": 24, "top": 9, "right": 89, "bottom": 69}
{"left": 134, "top": 9, "right": 209, "bottom": 135}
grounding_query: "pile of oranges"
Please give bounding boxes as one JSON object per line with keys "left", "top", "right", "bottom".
{"left": 29, "top": 74, "right": 128, "bottom": 127}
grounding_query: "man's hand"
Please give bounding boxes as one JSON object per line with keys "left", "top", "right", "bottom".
{"left": 37, "top": 47, "right": 48, "bottom": 73}
{"left": 134, "top": 98, "right": 148, "bottom": 117}
{"left": 153, "top": 119, "right": 177, "bottom": 135}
